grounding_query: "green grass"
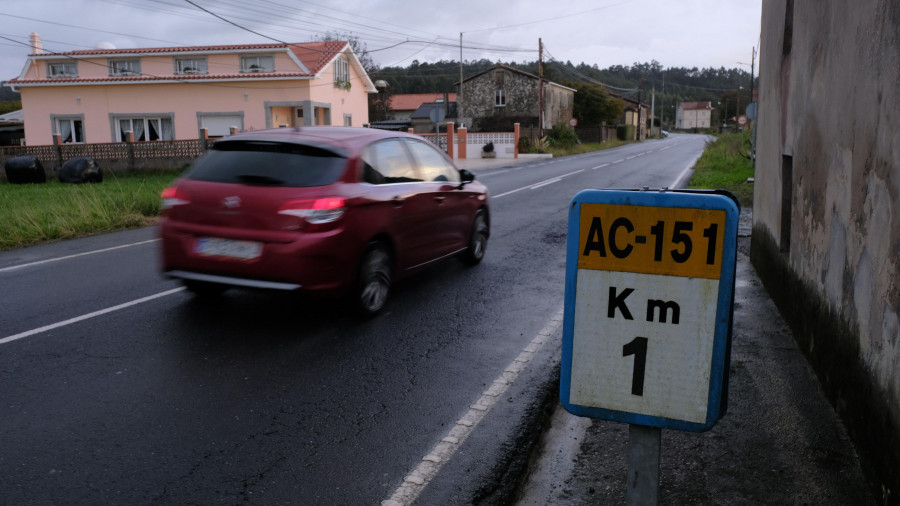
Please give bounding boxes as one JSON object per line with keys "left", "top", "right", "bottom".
{"left": 545, "top": 139, "right": 630, "bottom": 157}
{"left": 0, "top": 170, "right": 181, "bottom": 250}
{"left": 0, "top": 135, "right": 753, "bottom": 251}
{"left": 688, "top": 133, "right": 755, "bottom": 207}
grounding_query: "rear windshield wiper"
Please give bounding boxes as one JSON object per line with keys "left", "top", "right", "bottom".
{"left": 234, "top": 174, "right": 286, "bottom": 186}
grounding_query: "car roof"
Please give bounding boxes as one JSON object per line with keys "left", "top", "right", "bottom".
{"left": 219, "top": 126, "right": 420, "bottom": 153}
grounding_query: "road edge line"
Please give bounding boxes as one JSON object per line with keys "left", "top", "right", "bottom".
{"left": 382, "top": 308, "right": 565, "bottom": 506}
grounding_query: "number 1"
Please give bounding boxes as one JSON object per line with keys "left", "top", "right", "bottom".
{"left": 622, "top": 337, "right": 648, "bottom": 396}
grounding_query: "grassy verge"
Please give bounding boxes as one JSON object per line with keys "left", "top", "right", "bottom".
{"left": 0, "top": 170, "right": 180, "bottom": 250}
{"left": 542, "top": 139, "right": 631, "bottom": 157}
{"left": 688, "top": 133, "right": 755, "bottom": 208}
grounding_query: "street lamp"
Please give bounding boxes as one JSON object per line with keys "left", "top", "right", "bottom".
{"left": 373, "top": 80, "right": 389, "bottom": 123}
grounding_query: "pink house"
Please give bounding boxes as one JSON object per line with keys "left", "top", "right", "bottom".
{"left": 5, "top": 34, "right": 376, "bottom": 146}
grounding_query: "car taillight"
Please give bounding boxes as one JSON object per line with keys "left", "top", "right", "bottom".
{"left": 161, "top": 187, "right": 190, "bottom": 212}
{"left": 278, "top": 197, "right": 347, "bottom": 224}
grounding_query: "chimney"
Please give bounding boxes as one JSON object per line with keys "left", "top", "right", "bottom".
{"left": 30, "top": 32, "right": 42, "bottom": 54}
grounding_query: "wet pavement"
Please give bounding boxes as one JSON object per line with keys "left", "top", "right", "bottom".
{"left": 514, "top": 209, "right": 876, "bottom": 505}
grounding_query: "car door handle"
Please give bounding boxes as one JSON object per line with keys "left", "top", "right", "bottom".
{"left": 434, "top": 196, "right": 446, "bottom": 203}
{"left": 391, "top": 196, "right": 404, "bottom": 207}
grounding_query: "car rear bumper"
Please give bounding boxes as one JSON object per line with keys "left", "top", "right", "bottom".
{"left": 165, "top": 270, "right": 302, "bottom": 290}
{"left": 159, "top": 219, "right": 356, "bottom": 292}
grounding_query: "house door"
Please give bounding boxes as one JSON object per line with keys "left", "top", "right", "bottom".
{"left": 314, "top": 107, "right": 331, "bottom": 126}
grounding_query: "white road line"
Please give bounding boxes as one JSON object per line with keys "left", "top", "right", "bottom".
{"left": 493, "top": 170, "right": 584, "bottom": 199}
{"left": 669, "top": 152, "right": 704, "bottom": 189}
{"left": 625, "top": 155, "right": 636, "bottom": 160}
{"left": 0, "top": 239, "right": 160, "bottom": 274}
{"left": 530, "top": 178, "right": 561, "bottom": 189}
{"left": 382, "top": 308, "right": 564, "bottom": 506}
{"left": 0, "top": 287, "right": 185, "bottom": 345}
{"left": 611, "top": 159, "right": 624, "bottom": 164}
{"left": 592, "top": 163, "right": 609, "bottom": 170}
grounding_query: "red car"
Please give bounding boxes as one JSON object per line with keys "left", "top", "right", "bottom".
{"left": 159, "top": 127, "right": 490, "bottom": 316}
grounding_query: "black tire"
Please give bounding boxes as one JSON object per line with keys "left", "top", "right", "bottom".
{"left": 355, "top": 242, "right": 392, "bottom": 317}
{"left": 183, "top": 279, "right": 228, "bottom": 297}
{"left": 459, "top": 209, "right": 489, "bottom": 266}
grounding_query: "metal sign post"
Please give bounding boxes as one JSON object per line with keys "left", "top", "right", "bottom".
{"left": 429, "top": 107, "right": 446, "bottom": 146}
{"left": 560, "top": 188, "right": 739, "bottom": 504}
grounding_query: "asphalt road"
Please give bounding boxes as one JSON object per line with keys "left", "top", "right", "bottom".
{"left": 0, "top": 134, "right": 709, "bottom": 505}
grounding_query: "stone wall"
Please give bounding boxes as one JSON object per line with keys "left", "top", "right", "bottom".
{"left": 753, "top": 0, "right": 899, "bottom": 500}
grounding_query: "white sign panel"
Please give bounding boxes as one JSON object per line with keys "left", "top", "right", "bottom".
{"left": 560, "top": 190, "right": 739, "bottom": 432}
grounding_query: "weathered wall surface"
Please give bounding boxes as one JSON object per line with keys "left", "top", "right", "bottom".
{"left": 463, "top": 67, "right": 540, "bottom": 127}
{"left": 753, "top": 0, "right": 899, "bottom": 500}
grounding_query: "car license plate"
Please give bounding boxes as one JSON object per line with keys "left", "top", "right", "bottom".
{"left": 195, "top": 237, "right": 262, "bottom": 260}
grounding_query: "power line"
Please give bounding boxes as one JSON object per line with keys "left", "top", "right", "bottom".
{"left": 463, "top": 0, "right": 634, "bottom": 34}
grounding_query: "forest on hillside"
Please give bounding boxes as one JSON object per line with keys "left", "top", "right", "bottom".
{"left": 0, "top": 85, "right": 21, "bottom": 114}
{"left": 371, "top": 58, "right": 757, "bottom": 126}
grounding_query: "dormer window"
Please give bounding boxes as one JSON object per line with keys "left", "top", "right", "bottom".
{"left": 48, "top": 61, "right": 77, "bottom": 78}
{"left": 240, "top": 55, "right": 274, "bottom": 73}
{"left": 334, "top": 56, "right": 350, "bottom": 89}
{"left": 109, "top": 59, "right": 141, "bottom": 76}
{"left": 175, "top": 57, "right": 207, "bottom": 75}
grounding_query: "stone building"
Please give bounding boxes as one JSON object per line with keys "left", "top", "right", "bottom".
{"left": 458, "top": 64, "right": 574, "bottom": 132}
{"left": 753, "top": 1, "right": 899, "bottom": 500}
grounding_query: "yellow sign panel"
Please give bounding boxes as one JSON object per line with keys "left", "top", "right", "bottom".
{"left": 578, "top": 203, "right": 726, "bottom": 279}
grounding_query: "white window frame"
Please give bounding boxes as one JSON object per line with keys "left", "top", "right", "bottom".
{"left": 334, "top": 56, "right": 350, "bottom": 88}
{"left": 54, "top": 117, "right": 85, "bottom": 144}
{"left": 495, "top": 89, "right": 506, "bottom": 107}
{"left": 114, "top": 116, "right": 174, "bottom": 142}
{"left": 240, "top": 55, "right": 274, "bottom": 73}
{"left": 48, "top": 61, "right": 77, "bottom": 78}
{"left": 175, "top": 57, "right": 208, "bottom": 75}
{"left": 109, "top": 59, "right": 141, "bottom": 76}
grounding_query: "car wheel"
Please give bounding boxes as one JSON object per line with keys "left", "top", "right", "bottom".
{"left": 183, "top": 279, "right": 228, "bottom": 296}
{"left": 459, "top": 209, "right": 488, "bottom": 266}
{"left": 356, "top": 242, "right": 392, "bottom": 317}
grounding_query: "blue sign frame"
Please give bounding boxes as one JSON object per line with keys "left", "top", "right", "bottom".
{"left": 560, "top": 189, "right": 739, "bottom": 432}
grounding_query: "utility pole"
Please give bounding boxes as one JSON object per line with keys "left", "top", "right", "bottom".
{"left": 650, "top": 86, "right": 656, "bottom": 136}
{"left": 661, "top": 72, "right": 665, "bottom": 128}
{"left": 459, "top": 33, "right": 464, "bottom": 126}
{"left": 538, "top": 38, "right": 544, "bottom": 138}
{"left": 749, "top": 45, "right": 756, "bottom": 105}
{"left": 636, "top": 80, "right": 642, "bottom": 140}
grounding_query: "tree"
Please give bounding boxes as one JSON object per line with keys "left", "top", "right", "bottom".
{"left": 568, "top": 82, "right": 624, "bottom": 126}
{"left": 315, "top": 31, "right": 378, "bottom": 74}
{"left": 369, "top": 83, "right": 394, "bottom": 123}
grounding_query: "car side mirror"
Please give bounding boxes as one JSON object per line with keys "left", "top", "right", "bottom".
{"left": 459, "top": 169, "right": 476, "bottom": 186}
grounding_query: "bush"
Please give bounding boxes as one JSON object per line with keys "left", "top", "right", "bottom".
{"left": 517, "top": 136, "right": 531, "bottom": 152}
{"left": 616, "top": 124, "right": 635, "bottom": 141}
{"left": 482, "top": 142, "right": 494, "bottom": 153}
{"left": 548, "top": 124, "right": 578, "bottom": 149}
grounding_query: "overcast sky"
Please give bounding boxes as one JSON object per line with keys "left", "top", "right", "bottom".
{"left": 0, "top": 0, "right": 762, "bottom": 83}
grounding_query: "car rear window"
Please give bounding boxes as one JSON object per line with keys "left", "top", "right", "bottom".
{"left": 185, "top": 141, "right": 347, "bottom": 187}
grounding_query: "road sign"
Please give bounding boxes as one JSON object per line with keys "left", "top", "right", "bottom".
{"left": 560, "top": 189, "right": 739, "bottom": 432}
{"left": 737, "top": 115, "right": 748, "bottom": 126}
{"left": 428, "top": 107, "right": 446, "bottom": 124}
{"left": 568, "top": 118, "right": 578, "bottom": 127}
{"left": 745, "top": 102, "right": 757, "bottom": 120}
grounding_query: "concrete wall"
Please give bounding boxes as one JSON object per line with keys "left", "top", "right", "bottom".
{"left": 753, "top": 0, "right": 899, "bottom": 500}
